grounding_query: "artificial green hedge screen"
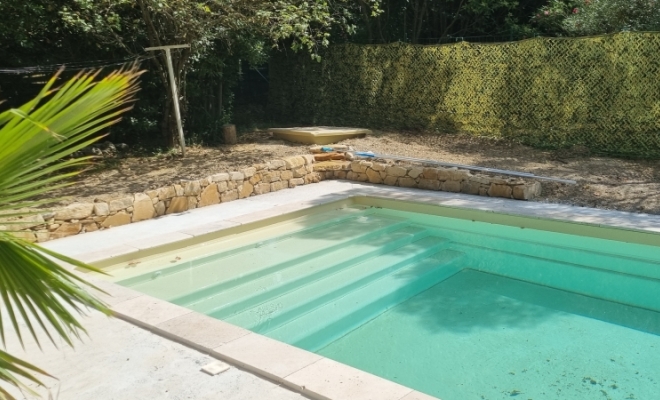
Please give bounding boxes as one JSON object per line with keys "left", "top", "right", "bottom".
{"left": 269, "top": 32, "right": 660, "bottom": 158}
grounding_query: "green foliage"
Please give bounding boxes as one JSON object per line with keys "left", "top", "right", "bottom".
{"left": 0, "top": 67, "right": 141, "bottom": 398}
{"left": 563, "top": 0, "right": 660, "bottom": 35}
{"left": 270, "top": 32, "right": 660, "bottom": 158}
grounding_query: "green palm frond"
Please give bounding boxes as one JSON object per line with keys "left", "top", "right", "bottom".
{"left": 0, "top": 65, "right": 143, "bottom": 399}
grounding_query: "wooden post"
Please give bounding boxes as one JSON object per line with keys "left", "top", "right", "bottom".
{"left": 145, "top": 44, "right": 190, "bottom": 157}
{"left": 222, "top": 124, "right": 237, "bottom": 145}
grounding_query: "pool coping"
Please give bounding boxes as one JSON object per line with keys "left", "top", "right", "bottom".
{"left": 43, "top": 181, "right": 660, "bottom": 400}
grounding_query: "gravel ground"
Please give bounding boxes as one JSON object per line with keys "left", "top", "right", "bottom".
{"left": 44, "top": 130, "right": 660, "bottom": 215}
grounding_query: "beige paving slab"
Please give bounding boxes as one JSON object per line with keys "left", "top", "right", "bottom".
{"left": 75, "top": 244, "right": 140, "bottom": 264}
{"left": 131, "top": 231, "right": 193, "bottom": 250}
{"left": 88, "top": 279, "right": 144, "bottom": 306}
{"left": 112, "top": 294, "right": 191, "bottom": 326}
{"left": 156, "top": 312, "right": 250, "bottom": 350}
{"left": 178, "top": 220, "right": 241, "bottom": 237}
{"left": 214, "top": 333, "right": 322, "bottom": 380}
{"left": 399, "top": 390, "right": 441, "bottom": 400}
{"left": 285, "top": 357, "right": 414, "bottom": 400}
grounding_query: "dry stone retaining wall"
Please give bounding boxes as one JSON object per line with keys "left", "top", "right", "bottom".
{"left": 5, "top": 155, "right": 317, "bottom": 243}
{"left": 5, "top": 153, "right": 542, "bottom": 243}
{"left": 314, "top": 160, "right": 542, "bottom": 201}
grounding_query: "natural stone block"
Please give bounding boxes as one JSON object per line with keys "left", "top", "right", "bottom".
{"left": 230, "top": 171, "right": 244, "bottom": 181}
{"left": 371, "top": 162, "right": 386, "bottom": 172}
{"left": 55, "top": 202, "right": 94, "bottom": 220}
{"left": 174, "top": 184, "right": 184, "bottom": 196}
{"left": 217, "top": 181, "right": 228, "bottom": 192}
{"left": 289, "top": 178, "right": 305, "bottom": 187}
{"left": 92, "top": 202, "right": 109, "bottom": 217}
{"left": 442, "top": 180, "right": 461, "bottom": 192}
{"left": 12, "top": 230, "right": 37, "bottom": 242}
{"left": 239, "top": 182, "right": 254, "bottom": 199}
{"left": 269, "top": 160, "right": 286, "bottom": 170}
{"left": 280, "top": 170, "right": 293, "bottom": 180}
{"left": 399, "top": 177, "right": 417, "bottom": 188}
{"left": 422, "top": 168, "right": 438, "bottom": 180}
{"left": 200, "top": 177, "right": 210, "bottom": 187}
{"left": 212, "top": 173, "right": 229, "bottom": 182}
{"left": 249, "top": 174, "right": 261, "bottom": 185}
{"left": 166, "top": 197, "right": 189, "bottom": 214}
{"left": 132, "top": 196, "right": 156, "bottom": 222}
{"left": 479, "top": 185, "right": 489, "bottom": 196}
{"left": 158, "top": 186, "right": 176, "bottom": 200}
{"left": 302, "top": 154, "right": 315, "bottom": 165}
{"left": 242, "top": 167, "right": 256, "bottom": 178}
{"left": 512, "top": 182, "right": 542, "bottom": 200}
{"left": 366, "top": 168, "right": 382, "bottom": 184}
{"left": 253, "top": 183, "right": 271, "bottom": 195}
{"left": 293, "top": 166, "right": 307, "bottom": 178}
{"left": 469, "top": 175, "right": 491, "bottom": 185}
{"left": 351, "top": 161, "right": 366, "bottom": 173}
{"left": 221, "top": 189, "right": 239, "bottom": 202}
{"left": 333, "top": 170, "right": 347, "bottom": 179}
{"left": 10, "top": 214, "right": 45, "bottom": 230}
{"left": 83, "top": 223, "right": 98, "bottom": 233}
{"left": 187, "top": 196, "right": 198, "bottom": 209}
{"left": 155, "top": 201, "right": 166, "bottom": 216}
{"left": 35, "top": 230, "right": 50, "bottom": 242}
{"left": 461, "top": 181, "right": 481, "bottom": 195}
{"left": 48, "top": 224, "right": 60, "bottom": 232}
{"left": 385, "top": 166, "right": 407, "bottom": 177}
{"left": 227, "top": 181, "right": 236, "bottom": 190}
{"left": 102, "top": 212, "right": 130, "bottom": 228}
{"left": 418, "top": 179, "right": 441, "bottom": 190}
{"left": 488, "top": 184, "right": 513, "bottom": 198}
{"left": 199, "top": 184, "right": 220, "bottom": 206}
{"left": 448, "top": 169, "right": 470, "bottom": 181}
{"left": 284, "top": 156, "right": 306, "bottom": 169}
{"left": 383, "top": 176, "right": 398, "bottom": 186}
{"left": 270, "top": 181, "right": 286, "bottom": 192}
{"left": 408, "top": 167, "right": 423, "bottom": 179}
{"left": 108, "top": 197, "right": 133, "bottom": 213}
{"left": 436, "top": 168, "right": 452, "bottom": 181}
{"left": 183, "top": 180, "right": 201, "bottom": 196}
{"left": 146, "top": 190, "right": 159, "bottom": 199}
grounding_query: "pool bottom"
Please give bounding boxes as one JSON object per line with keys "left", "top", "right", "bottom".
{"left": 317, "top": 269, "right": 660, "bottom": 400}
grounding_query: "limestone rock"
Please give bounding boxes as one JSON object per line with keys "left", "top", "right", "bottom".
{"left": 253, "top": 183, "right": 271, "bottom": 195}
{"left": 217, "top": 181, "right": 228, "bottom": 192}
{"left": 158, "top": 186, "right": 177, "bottom": 200}
{"left": 188, "top": 196, "right": 198, "bottom": 209}
{"left": 269, "top": 160, "right": 286, "bottom": 170}
{"left": 289, "top": 178, "right": 305, "bottom": 187}
{"left": 242, "top": 167, "right": 256, "bottom": 178}
{"left": 270, "top": 181, "right": 286, "bottom": 192}
{"left": 448, "top": 169, "right": 470, "bottom": 181}
{"left": 371, "top": 162, "right": 386, "bottom": 172}
{"left": 101, "top": 212, "right": 130, "bottom": 228}
{"left": 199, "top": 184, "right": 220, "bottom": 206}
{"left": 365, "top": 168, "right": 383, "bottom": 184}
{"left": 146, "top": 190, "right": 159, "bottom": 199}
{"left": 35, "top": 230, "right": 50, "bottom": 242}
{"left": 284, "top": 156, "right": 306, "bottom": 169}
{"left": 155, "top": 201, "right": 166, "bottom": 216}
{"left": 239, "top": 182, "right": 254, "bottom": 199}
{"left": 399, "top": 177, "right": 417, "bottom": 188}
{"left": 422, "top": 168, "right": 438, "bottom": 180}
{"left": 54, "top": 202, "right": 94, "bottom": 220}
{"left": 280, "top": 170, "right": 293, "bottom": 180}
{"left": 132, "top": 195, "right": 156, "bottom": 222}
{"left": 302, "top": 154, "right": 315, "bottom": 165}
{"left": 183, "top": 180, "right": 202, "bottom": 196}
{"left": 221, "top": 190, "right": 238, "bottom": 202}
{"left": 12, "top": 230, "right": 37, "bottom": 242}
{"left": 408, "top": 167, "right": 424, "bottom": 179}
{"left": 384, "top": 176, "right": 398, "bottom": 186}
{"left": 93, "top": 202, "right": 109, "bottom": 216}
{"left": 418, "top": 179, "right": 441, "bottom": 190}
{"left": 83, "top": 223, "right": 98, "bottom": 233}
{"left": 293, "top": 166, "right": 307, "bottom": 178}
{"left": 212, "top": 173, "right": 229, "bottom": 182}
{"left": 230, "top": 171, "right": 244, "bottom": 181}
{"left": 166, "top": 197, "right": 189, "bottom": 214}
{"left": 333, "top": 170, "right": 347, "bottom": 179}
{"left": 461, "top": 181, "right": 481, "bottom": 195}
{"left": 109, "top": 197, "right": 133, "bottom": 213}
{"left": 386, "top": 166, "right": 407, "bottom": 177}
{"left": 442, "top": 180, "right": 461, "bottom": 192}
{"left": 436, "top": 168, "right": 452, "bottom": 181}
{"left": 488, "top": 184, "right": 513, "bottom": 198}
{"left": 174, "top": 184, "right": 184, "bottom": 196}
{"left": 512, "top": 182, "right": 542, "bottom": 200}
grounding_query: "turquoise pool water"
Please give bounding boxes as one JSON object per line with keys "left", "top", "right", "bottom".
{"left": 114, "top": 206, "right": 660, "bottom": 399}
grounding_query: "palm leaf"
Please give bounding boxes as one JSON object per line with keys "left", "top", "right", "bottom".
{"left": 0, "top": 65, "right": 143, "bottom": 396}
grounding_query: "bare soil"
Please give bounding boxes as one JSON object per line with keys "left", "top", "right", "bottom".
{"left": 48, "top": 130, "right": 660, "bottom": 215}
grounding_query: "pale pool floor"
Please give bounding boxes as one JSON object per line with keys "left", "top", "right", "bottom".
{"left": 318, "top": 270, "right": 660, "bottom": 400}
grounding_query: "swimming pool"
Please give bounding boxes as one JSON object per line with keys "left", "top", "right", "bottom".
{"left": 108, "top": 202, "right": 660, "bottom": 399}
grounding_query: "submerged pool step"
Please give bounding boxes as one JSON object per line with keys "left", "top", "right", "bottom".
{"left": 223, "top": 236, "right": 453, "bottom": 332}
{"left": 123, "top": 213, "right": 407, "bottom": 301}
{"left": 185, "top": 225, "right": 434, "bottom": 315}
{"left": 265, "top": 249, "right": 464, "bottom": 352}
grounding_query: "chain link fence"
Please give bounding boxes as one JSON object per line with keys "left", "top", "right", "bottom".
{"left": 269, "top": 32, "right": 660, "bottom": 158}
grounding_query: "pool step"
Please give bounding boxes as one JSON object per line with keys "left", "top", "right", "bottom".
{"left": 223, "top": 236, "right": 453, "bottom": 332}
{"left": 185, "top": 226, "right": 435, "bottom": 316}
{"left": 124, "top": 213, "right": 407, "bottom": 301}
{"left": 256, "top": 249, "right": 464, "bottom": 352}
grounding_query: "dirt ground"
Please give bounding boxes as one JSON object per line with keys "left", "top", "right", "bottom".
{"left": 47, "top": 130, "right": 660, "bottom": 215}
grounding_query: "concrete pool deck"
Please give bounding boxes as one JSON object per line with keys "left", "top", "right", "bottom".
{"left": 23, "top": 181, "right": 660, "bottom": 399}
